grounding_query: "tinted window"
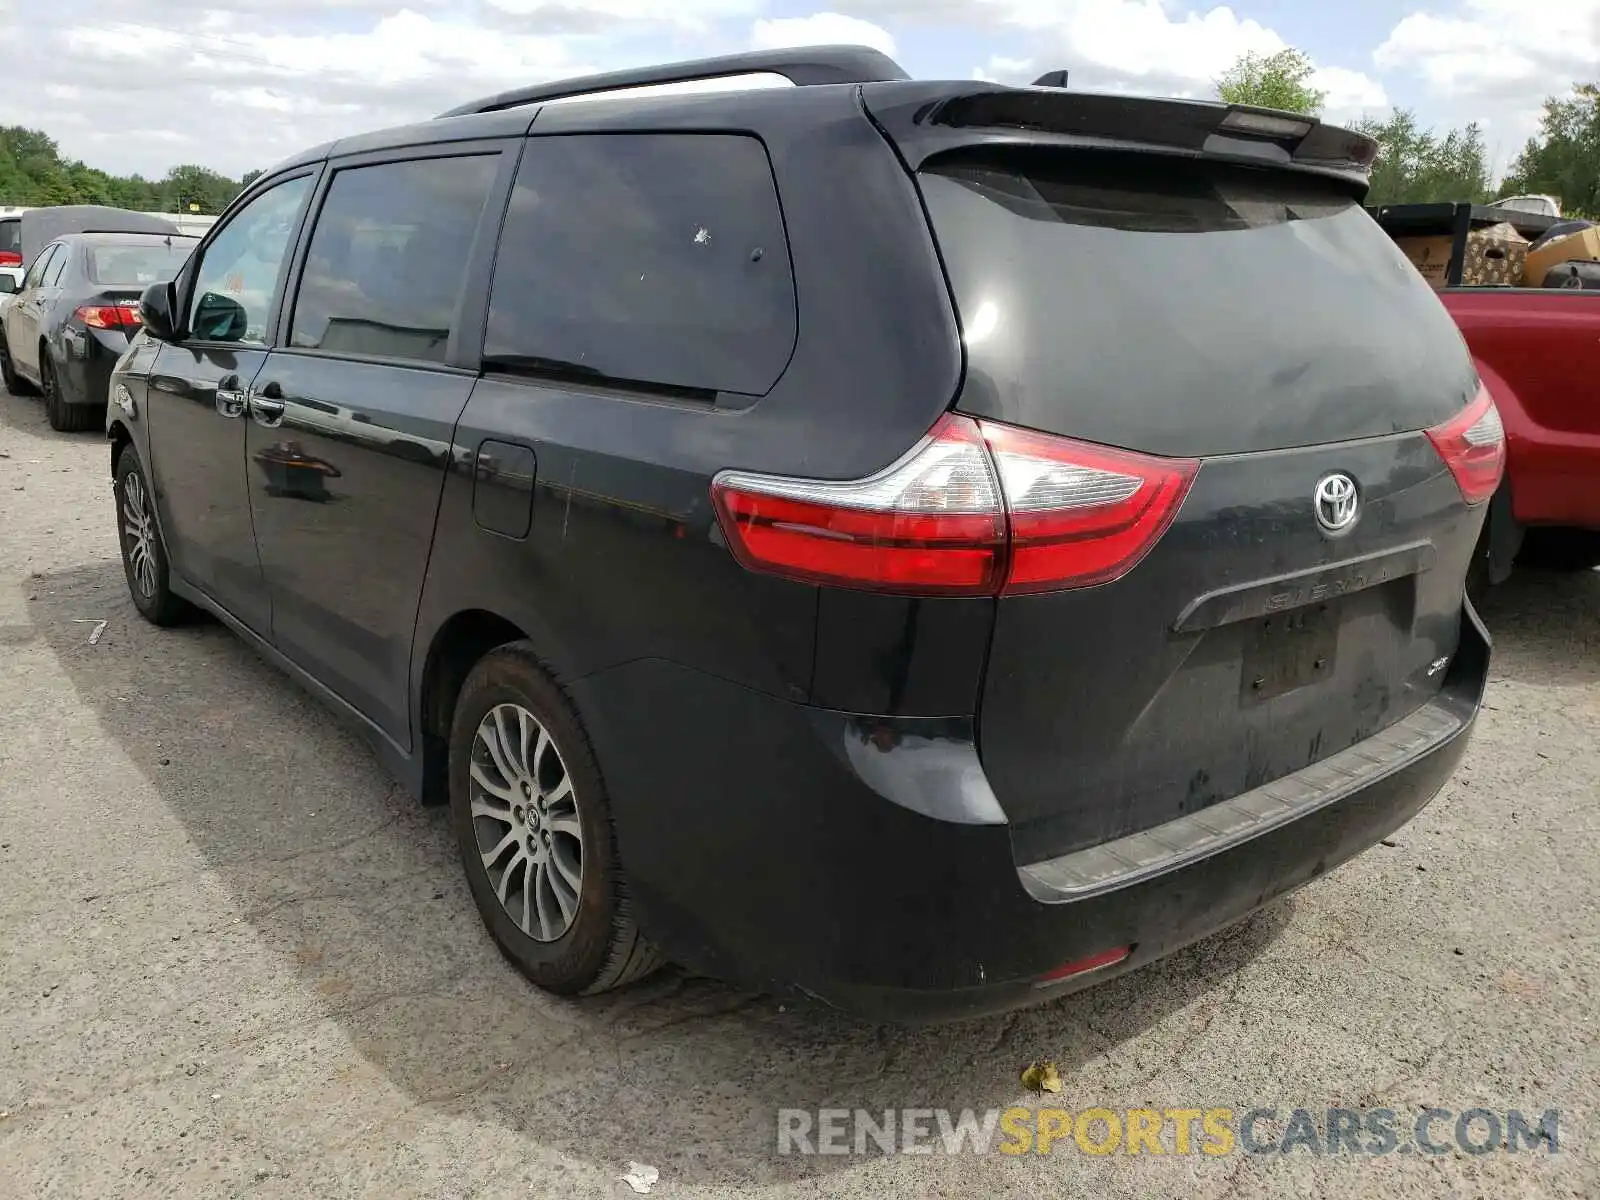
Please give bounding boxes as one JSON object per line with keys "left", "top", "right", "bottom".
{"left": 189, "top": 175, "right": 312, "bottom": 344}
{"left": 290, "top": 155, "right": 496, "bottom": 365}
{"left": 89, "top": 239, "right": 198, "bottom": 285}
{"left": 920, "top": 150, "right": 1475, "bottom": 457}
{"left": 0, "top": 219, "right": 19, "bottom": 255}
{"left": 486, "top": 134, "right": 796, "bottom": 396}
{"left": 23, "top": 244, "right": 57, "bottom": 290}
{"left": 41, "top": 246, "right": 69, "bottom": 286}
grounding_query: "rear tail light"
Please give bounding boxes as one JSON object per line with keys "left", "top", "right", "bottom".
{"left": 74, "top": 304, "right": 142, "bottom": 330}
{"left": 0, "top": 251, "right": 20, "bottom": 267}
{"left": 711, "top": 416, "right": 1198, "bottom": 596}
{"left": 1425, "top": 384, "right": 1504, "bottom": 505}
{"left": 711, "top": 415, "right": 1007, "bottom": 596}
{"left": 982, "top": 423, "right": 1198, "bottom": 593}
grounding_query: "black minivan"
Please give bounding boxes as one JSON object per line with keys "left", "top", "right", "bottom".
{"left": 107, "top": 47, "right": 1500, "bottom": 1020}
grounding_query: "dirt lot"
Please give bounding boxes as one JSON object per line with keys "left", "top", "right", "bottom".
{"left": 1, "top": 388, "right": 1597, "bottom": 1199}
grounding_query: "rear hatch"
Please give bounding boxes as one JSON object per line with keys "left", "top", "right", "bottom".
{"left": 898, "top": 113, "right": 1487, "bottom": 864}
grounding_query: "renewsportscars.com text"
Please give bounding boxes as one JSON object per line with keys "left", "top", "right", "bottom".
{"left": 776, "top": 1106, "right": 1560, "bottom": 1157}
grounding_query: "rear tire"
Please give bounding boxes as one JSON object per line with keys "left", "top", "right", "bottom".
{"left": 449, "top": 643, "right": 662, "bottom": 995}
{"left": 42, "top": 353, "right": 98, "bottom": 432}
{"left": 115, "top": 448, "right": 193, "bottom": 626}
{"left": 1516, "top": 528, "right": 1600, "bottom": 572}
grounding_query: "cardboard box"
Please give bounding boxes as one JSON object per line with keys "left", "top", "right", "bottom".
{"left": 1396, "top": 235, "right": 1454, "bottom": 288}
{"left": 1395, "top": 224, "right": 1530, "bottom": 289}
{"left": 1523, "top": 226, "right": 1600, "bottom": 287}
{"left": 1462, "top": 221, "right": 1528, "bottom": 286}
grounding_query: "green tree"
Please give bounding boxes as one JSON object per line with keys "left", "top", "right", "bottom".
{"left": 1350, "top": 109, "right": 1491, "bottom": 205}
{"left": 1216, "top": 49, "right": 1326, "bottom": 116}
{"left": 0, "top": 126, "right": 249, "bottom": 212}
{"left": 1499, "top": 83, "right": 1600, "bottom": 219}
{"left": 162, "top": 164, "right": 240, "bottom": 214}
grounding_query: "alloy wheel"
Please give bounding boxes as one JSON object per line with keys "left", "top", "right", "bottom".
{"left": 121, "top": 470, "right": 157, "bottom": 599}
{"left": 469, "top": 702, "right": 584, "bottom": 942}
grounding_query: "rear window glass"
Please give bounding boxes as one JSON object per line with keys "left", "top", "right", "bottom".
{"left": 485, "top": 133, "right": 797, "bottom": 397}
{"left": 88, "top": 240, "right": 198, "bottom": 285}
{"left": 921, "top": 151, "right": 1474, "bottom": 457}
{"left": 0, "top": 220, "right": 18, "bottom": 255}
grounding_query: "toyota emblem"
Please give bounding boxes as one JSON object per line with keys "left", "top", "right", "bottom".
{"left": 1314, "top": 473, "right": 1360, "bottom": 536}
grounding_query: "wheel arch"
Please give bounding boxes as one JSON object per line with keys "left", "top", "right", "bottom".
{"left": 416, "top": 608, "right": 531, "bottom": 804}
{"left": 1470, "top": 357, "right": 1529, "bottom": 587}
{"left": 108, "top": 417, "right": 134, "bottom": 473}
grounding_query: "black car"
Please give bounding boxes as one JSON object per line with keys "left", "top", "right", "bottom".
{"left": 1, "top": 230, "right": 197, "bottom": 430}
{"left": 106, "top": 47, "right": 1499, "bottom": 1021}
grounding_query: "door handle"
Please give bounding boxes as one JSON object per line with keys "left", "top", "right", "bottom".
{"left": 249, "top": 381, "right": 285, "bottom": 428}
{"left": 214, "top": 373, "right": 246, "bottom": 418}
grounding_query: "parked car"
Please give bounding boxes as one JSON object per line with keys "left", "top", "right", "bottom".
{"left": 1488, "top": 194, "right": 1561, "bottom": 219}
{"left": 1, "top": 206, "right": 182, "bottom": 295}
{"left": 0, "top": 231, "right": 198, "bottom": 430}
{"left": 1443, "top": 289, "right": 1600, "bottom": 577}
{"left": 1372, "top": 203, "right": 1600, "bottom": 583}
{"left": 0, "top": 209, "right": 27, "bottom": 292}
{"left": 106, "top": 47, "right": 1497, "bottom": 1021}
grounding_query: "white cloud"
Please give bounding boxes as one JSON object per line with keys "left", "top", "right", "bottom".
{"left": 489, "top": 0, "right": 760, "bottom": 32}
{"left": 1313, "top": 66, "right": 1389, "bottom": 121}
{"left": 1, "top": 6, "right": 613, "bottom": 176}
{"left": 750, "top": 13, "right": 897, "bottom": 57}
{"left": 967, "top": 3, "right": 1384, "bottom": 124}
{"left": 961, "top": 0, "right": 1383, "bottom": 122}
{"left": 999, "top": 0, "right": 1281, "bottom": 85}
{"left": 1374, "top": 0, "right": 1600, "bottom": 146}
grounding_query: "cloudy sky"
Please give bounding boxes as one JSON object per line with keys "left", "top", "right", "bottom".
{"left": 0, "top": 0, "right": 1593, "bottom": 180}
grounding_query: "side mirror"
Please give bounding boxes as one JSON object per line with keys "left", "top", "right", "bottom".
{"left": 0, "top": 275, "right": 16, "bottom": 295}
{"left": 192, "top": 291, "right": 247, "bottom": 342}
{"left": 139, "top": 281, "right": 179, "bottom": 341}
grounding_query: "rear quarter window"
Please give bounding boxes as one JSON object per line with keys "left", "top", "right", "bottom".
{"left": 485, "top": 133, "right": 797, "bottom": 397}
{"left": 0, "top": 220, "right": 19, "bottom": 255}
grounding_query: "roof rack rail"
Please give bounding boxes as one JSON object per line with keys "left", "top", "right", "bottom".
{"left": 437, "top": 45, "right": 910, "bottom": 118}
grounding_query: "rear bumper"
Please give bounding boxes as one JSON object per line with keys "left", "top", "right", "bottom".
{"left": 574, "top": 604, "right": 1488, "bottom": 1023}
{"left": 58, "top": 329, "right": 127, "bottom": 407}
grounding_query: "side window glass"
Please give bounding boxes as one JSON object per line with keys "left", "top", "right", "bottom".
{"left": 188, "top": 175, "right": 313, "bottom": 345}
{"left": 289, "top": 155, "right": 497, "bottom": 365}
{"left": 41, "top": 247, "right": 68, "bottom": 287}
{"left": 485, "top": 133, "right": 797, "bottom": 397}
{"left": 23, "top": 245, "right": 57, "bottom": 290}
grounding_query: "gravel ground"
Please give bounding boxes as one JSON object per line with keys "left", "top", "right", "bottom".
{"left": 1, "top": 387, "right": 1597, "bottom": 1200}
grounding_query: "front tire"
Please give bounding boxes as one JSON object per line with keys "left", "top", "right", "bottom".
{"left": 42, "top": 353, "right": 98, "bottom": 432}
{"left": 115, "top": 449, "right": 192, "bottom": 626}
{"left": 449, "top": 643, "right": 661, "bottom": 995}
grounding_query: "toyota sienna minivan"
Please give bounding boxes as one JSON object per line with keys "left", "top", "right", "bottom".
{"left": 106, "top": 46, "right": 1498, "bottom": 1020}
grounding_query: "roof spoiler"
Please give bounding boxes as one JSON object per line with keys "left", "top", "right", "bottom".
{"left": 438, "top": 45, "right": 910, "bottom": 118}
{"left": 863, "top": 84, "right": 1379, "bottom": 183}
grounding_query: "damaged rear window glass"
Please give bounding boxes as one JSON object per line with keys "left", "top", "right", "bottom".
{"left": 485, "top": 133, "right": 797, "bottom": 397}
